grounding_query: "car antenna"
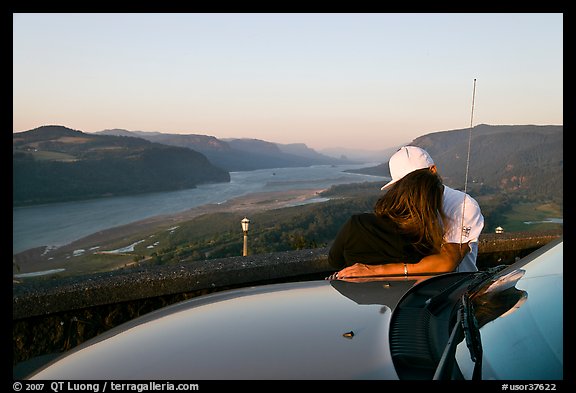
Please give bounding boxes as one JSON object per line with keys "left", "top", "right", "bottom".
{"left": 460, "top": 78, "right": 477, "bottom": 249}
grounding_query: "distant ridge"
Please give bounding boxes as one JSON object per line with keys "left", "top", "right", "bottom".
{"left": 350, "top": 124, "right": 563, "bottom": 204}
{"left": 96, "top": 129, "right": 358, "bottom": 171}
{"left": 13, "top": 125, "right": 230, "bottom": 206}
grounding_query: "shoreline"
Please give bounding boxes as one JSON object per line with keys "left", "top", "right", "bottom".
{"left": 13, "top": 188, "right": 327, "bottom": 274}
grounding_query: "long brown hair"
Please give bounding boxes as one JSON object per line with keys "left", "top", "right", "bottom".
{"left": 374, "top": 168, "right": 445, "bottom": 255}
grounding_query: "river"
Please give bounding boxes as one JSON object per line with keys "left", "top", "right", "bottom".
{"left": 13, "top": 164, "right": 387, "bottom": 254}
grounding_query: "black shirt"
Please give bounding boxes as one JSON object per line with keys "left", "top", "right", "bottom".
{"left": 328, "top": 213, "right": 426, "bottom": 269}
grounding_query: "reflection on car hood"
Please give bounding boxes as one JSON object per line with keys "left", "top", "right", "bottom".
{"left": 30, "top": 277, "right": 425, "bottom": 380}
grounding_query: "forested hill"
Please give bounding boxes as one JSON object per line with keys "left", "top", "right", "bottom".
{"left": 13, "top": 126, "right": 231, "bottom": 206}
{"left": 350, "top": 124, "right": 563, "bottom": 204}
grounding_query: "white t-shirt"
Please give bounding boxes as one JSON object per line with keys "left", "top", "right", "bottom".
{"left": 442, "top": 186, "right": 484, "bottom": 272}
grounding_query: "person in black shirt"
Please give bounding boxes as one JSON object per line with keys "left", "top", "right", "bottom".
{"left": 327, "top": 168, "right": 446, "bottom": 279}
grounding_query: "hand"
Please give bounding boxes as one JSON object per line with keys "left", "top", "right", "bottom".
{"left": 338, "top": 263, "right": 374, "bottom": 278}
{"left": 326, "top": 263, "right": 378, "bottom": 280}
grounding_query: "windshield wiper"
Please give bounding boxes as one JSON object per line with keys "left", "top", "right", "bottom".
{"left": 460, "top": 293, "right": 483, "bottom": 379}
{"left": 432, "top": 266, "right": 505, "bottom": 380}
{"left": 458, "top": 265, "right": 512, "bottom": 379}
{"left": 433, "top": 292, "right": 483, "bottom": 380}
{"left": 433, "top": 275, "right": 495, "bottom": 381}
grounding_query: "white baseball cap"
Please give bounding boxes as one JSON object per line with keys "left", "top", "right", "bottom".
{"left": 380, "top": 146, "right": 435, "bottom": 190}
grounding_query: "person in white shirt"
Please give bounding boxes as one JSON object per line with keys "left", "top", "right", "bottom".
{"left": 333, "top": 145, "right": 484, "bottom": 279}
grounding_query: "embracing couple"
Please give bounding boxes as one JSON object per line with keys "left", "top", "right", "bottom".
{"left": 327, "top": 145, "right": 484, "bottom": 279}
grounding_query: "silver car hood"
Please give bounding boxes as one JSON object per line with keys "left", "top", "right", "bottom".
{"left": 30, "top": 278, "right": 424, "bottom": 380}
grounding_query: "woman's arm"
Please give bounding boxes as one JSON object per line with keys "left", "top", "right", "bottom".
{"left": 332, "top": 243, "right": 469, "bottom": 278}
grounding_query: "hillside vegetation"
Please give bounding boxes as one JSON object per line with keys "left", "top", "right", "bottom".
{"left": 13, "top": 126, "right": 230, "bottom": 206}
{"left": 351, "top": 124, "right": 563, "bottom": 205}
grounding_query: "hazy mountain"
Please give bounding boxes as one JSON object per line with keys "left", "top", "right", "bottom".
{"left": 276, "top": 142, "right": 356, "bottom": 162}
{"left": 349, "top": 124, "right": 563, "bottom": 204}
{"left": 318, "top": 145, "right": 403, "bottom": 163}
{"left": 97, "top": 130, "right": 357, "bottom": 171}
{"left": 13, "top": 126, "right": 230, "bottom": 206}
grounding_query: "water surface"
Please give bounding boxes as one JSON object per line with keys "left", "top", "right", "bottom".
{"left": 13, "top": 164, "right": 386, "bottom": 254}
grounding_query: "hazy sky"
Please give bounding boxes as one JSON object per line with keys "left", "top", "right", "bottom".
{"left": 13, "top": 13, "right": 563, "bottom": 151}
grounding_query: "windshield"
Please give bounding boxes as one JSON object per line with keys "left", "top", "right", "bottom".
{"left": 454, "top": 241, "right": 563, "bottom": 380}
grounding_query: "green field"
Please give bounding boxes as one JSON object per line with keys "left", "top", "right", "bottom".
{"left": 30, "top": 150, "right": 77, "bottom": 161}
{"left": 496, "top": 202, "right": 563, "bottom": 233}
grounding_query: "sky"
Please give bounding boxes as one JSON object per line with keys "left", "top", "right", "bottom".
{"left": 12, "top": 13, "right": 563, "bottom": 152}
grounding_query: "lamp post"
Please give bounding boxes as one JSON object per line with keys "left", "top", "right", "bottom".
{"left": 241, "top": 217, "right": 250, "bottom": 256}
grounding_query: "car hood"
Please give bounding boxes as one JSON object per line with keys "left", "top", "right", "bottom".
{"left": 29, "top": 277, "right": 427, "bottom": 380}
